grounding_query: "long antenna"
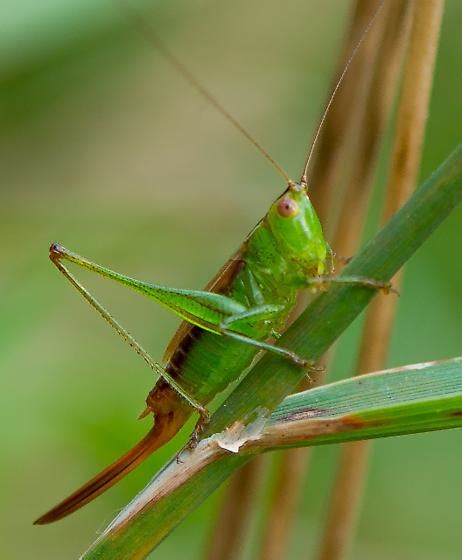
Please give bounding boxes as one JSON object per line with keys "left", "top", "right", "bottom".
{"left": 300, "top": 1, "right": 385, "bottom": 185}
{"left": 119, "top": 2, "right": 291, "bottom": 184}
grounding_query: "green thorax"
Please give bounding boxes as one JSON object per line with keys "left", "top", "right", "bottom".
{"left": 165, "top": 182, "right": 329, "bottom": 403}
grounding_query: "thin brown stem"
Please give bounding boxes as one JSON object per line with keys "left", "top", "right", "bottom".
{"left": 318, "top": 2, "right": 445, "bottom": 559}
{"left": 301, "top": 1, "right": 386, "bottom": 185}
{"left": 330, "top": 0, "right": 411, "bottom": 258}
{"left": 309, "top": 0, "right": 384, "bottom": 231}
{"left": 204, "top": 6, "right": 383, "bottom": 555}
{"left": 205, "top": 460, "right": 266, "bottom": 560}
{"left": 257, "top": 449, "right": 312, "bottom": 560}
{"left": 258, "top": 2, "right": 407, "bottom": 557}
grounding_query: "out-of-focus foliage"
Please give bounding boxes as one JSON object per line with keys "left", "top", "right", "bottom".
{"left": 1, "top": 1, "right": 461, "bottom": 559}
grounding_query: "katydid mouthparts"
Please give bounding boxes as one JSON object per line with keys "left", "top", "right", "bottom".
{"left": 34, "top": 4, "right": 386, "bottom": 525}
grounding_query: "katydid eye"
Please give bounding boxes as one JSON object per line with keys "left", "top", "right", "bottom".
{"left": 277, "top": 196, "right": 299, "bottom": 217}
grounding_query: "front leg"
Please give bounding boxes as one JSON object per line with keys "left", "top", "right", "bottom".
{"left": 305, "top": 274, "right": 397, "bottom": 295}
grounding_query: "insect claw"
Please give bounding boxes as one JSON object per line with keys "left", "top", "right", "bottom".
{"left": 297, "top": 357, "right": 310, "bottom": 368}
{"left": 335, "top": 254, "right": 353, "bottom": 265}
{"left": 49, "top": 242, "right": 64, "bottom": 262}
{"left": 199, "top": 408, "right": 211, "bottom": 423}
{"left": 378, "top": 281, "right": 399, "bottom": 296}
{"left": 311, "top": 362, "right": 326, "bottom": 374}
{"left": 288, "top": 353, "right": 312, "bottom": 369}
{"left": 302, "top": 361, "right": 325, "bottom": 383}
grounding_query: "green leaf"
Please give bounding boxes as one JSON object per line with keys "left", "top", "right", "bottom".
{"left": 259, "top": 357, "right": 462, "bottom": 450}
{"left": 82, "top": 146, "right": 462, "bottom": 559}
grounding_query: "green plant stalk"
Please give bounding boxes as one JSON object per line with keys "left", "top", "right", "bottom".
{"left": 82, "top": 145, "right": 462, "bottom": 559}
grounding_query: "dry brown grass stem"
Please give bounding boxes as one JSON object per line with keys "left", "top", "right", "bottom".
{"left": 256, "top": 2, "right": 412, "bottom": 558}
{"left": 204, "top": 1, "right": 424, "bottom": 557}
{"left": 205, "top": 4, "right": 386, "bottom": 557}
{"left": 205, "top": 460, "right": 266, "bottom": 560}
{"left": 309, "top": 0, "right": 385, "bottom": 231}
{"left": 330, "top": 0, "right": 412, "bottom": 259}
{"left": 257, "top": 448, "right": 312, "bottom": 560}
{"left": 317, "top": 3, "right": 445, "bottom": 560}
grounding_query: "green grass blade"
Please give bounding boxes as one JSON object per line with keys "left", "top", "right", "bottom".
{"left": 82, "top": 145, "right": 462, "bottom": 559}
{"left": 258, "top": 357, "right": 462, "bottom": 450}
{"left": 82, "top": 356, "right": 462, "bottom": 560}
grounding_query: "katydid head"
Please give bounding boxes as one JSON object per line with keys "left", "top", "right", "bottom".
{"left": 267, "top": 182, "right": 329, "bottom": 276}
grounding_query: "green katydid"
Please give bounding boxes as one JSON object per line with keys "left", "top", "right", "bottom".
{"left": 34, "top": 5, "right": 387, "bottom": 525}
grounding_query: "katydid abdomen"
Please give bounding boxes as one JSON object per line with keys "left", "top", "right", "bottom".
{"left": 35, "top": 183, "right": 329, "bottom": 524}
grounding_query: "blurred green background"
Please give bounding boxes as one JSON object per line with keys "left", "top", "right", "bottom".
{"left": 1, "top": 1, "right": 461, "bottom": 558}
